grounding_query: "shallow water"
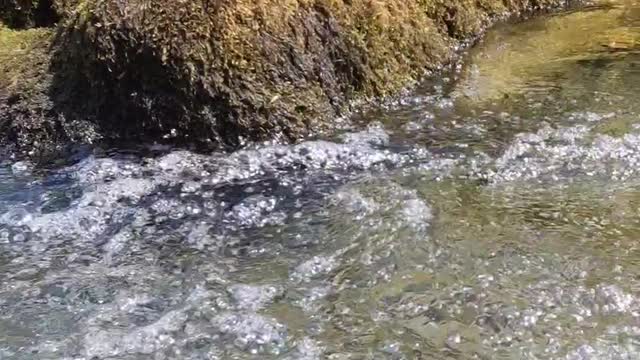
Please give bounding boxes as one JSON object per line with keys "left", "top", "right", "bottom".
{"left": 4, "top": 1, "right": 640, "bottom": 359}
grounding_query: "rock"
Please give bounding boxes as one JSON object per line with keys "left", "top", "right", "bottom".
{"left": 0, "top": 0, "right": 576, "bottom": 159}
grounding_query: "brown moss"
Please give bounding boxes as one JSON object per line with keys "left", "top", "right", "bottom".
{"left": 48, "top": 0, "right": 573, "bottom": 150}
{"left": 0, "top": 0, "right": 577, "bottom": 158}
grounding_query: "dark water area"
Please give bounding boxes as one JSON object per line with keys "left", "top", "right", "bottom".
{"left": 3, "top": 1, "right": 640, "bottom": 359}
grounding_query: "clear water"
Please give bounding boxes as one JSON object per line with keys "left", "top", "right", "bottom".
{"left": 3, "top": 1, "right": 640, "bottom": 359}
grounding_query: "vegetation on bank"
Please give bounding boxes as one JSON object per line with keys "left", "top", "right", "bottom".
{"left": 0, "top": 0, "right": 573, "bottom": 158}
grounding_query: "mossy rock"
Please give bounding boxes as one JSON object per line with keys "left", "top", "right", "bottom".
{"left": 0, "top": 0, "right": 575, "bottom": 158}
{"left": 50, "top": 0, "right": 573, "bottom": 150}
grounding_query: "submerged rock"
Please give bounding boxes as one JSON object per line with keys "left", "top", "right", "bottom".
{"left": 455, "top": 0, "right": 640, "bottom": 103}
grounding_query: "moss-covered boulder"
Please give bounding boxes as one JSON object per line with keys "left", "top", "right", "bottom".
{"left": 50, "top": 0, "right": 573, "bottom": 150}
{"left": 0, "top": 0, "right": 576, "bottom": 158}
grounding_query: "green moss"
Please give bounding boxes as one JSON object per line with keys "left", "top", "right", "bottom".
{"left": 0, "top": 24, "right": 52, "bottom": 93}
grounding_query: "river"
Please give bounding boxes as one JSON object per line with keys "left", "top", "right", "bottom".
{"left": 2, "top": 1, "right": 640, "bottom": 359}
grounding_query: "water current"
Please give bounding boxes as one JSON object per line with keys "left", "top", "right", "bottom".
{"left": 3, "top": 1, "right": 640, "bottom": 359}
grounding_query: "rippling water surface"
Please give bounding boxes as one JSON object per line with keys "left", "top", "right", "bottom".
{"left": 4, "top": 1, "right": 640, "bottom": 359}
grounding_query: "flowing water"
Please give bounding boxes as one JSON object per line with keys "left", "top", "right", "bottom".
{"left": 4, "top": 1, "right": 640, "bottom": 359}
